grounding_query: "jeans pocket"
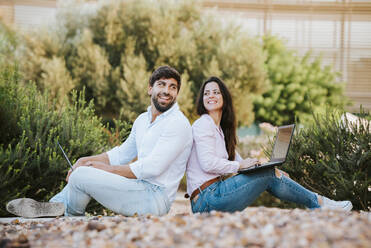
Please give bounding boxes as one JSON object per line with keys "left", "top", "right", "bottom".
{"left": 148, "top": 184, "right": 170, "bottom": 215}
{"left": 191, "top": 191, "right": 210, "bottom": 213}
{"left": 191, "top": 194, "right": 202, "bottom": 213}
{"left": 160, "top": 190, "right": 170, "bottom": 214}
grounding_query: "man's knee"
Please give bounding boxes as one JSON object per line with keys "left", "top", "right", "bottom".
{"left": 69, "top": 166, "right": 90, "bottom": 186}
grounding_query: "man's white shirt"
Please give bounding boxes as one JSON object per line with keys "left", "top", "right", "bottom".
{"left": 107, "top": 103, "right": 192, "bottom": 203}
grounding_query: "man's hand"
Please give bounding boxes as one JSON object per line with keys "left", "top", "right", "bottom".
{"left": 84, "top": 161, "right": 111, "bottom": 171}
{"left": 66, "top": 158, "right": 86, "bottom": 182}
{"left": 65, "top": 160, "right": 111, "bottom": 182}
{"left": 239, "top": 158, "right": 260, "bottom": 170}
{"left": 66, "top": 153, "right": 111, "bottom": 182}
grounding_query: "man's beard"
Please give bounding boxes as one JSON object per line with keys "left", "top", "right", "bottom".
{"left": 152, "top": 93, "right": 176, "bottom": 113}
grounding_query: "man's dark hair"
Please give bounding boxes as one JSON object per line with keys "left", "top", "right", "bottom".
{"left": 196, "top": 76, "right": 237, "bottom": 161}
{"left": 149, "top": 66, "right": 181, "bottom": 91}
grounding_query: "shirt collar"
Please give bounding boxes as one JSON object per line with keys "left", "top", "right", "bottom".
{"left": 147, "top": 102, "right": 179, "bottom": 122}
{"left": 203, "top": 114, "right": 224, "bottom": 138}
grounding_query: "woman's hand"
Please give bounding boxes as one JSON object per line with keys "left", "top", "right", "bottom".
{"left": 239, "top": 158, "right": 260, "bottom": 170}
{"left": 275, "top": 168, "right": 290, "bottom": 178}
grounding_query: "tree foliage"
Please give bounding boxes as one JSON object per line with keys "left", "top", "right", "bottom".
{"left": 19, "top": 0, "right": 267, "bottom": 125}
{"left": 254, "top": 35, "right": 347, "bottom": 126}
{"left": 0, "top": 21, "right": 18, "bottom": 66}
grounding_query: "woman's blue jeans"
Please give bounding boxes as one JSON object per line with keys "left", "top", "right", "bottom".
{"left": 191, "top": 168, "right": 320, "bottom": 213}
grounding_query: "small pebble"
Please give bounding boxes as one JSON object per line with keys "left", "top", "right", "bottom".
{"left": 86, "top": 221, "right": 106, "bottom": 232}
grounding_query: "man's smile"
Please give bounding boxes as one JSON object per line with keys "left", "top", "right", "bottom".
{"left": 158, "top": 94, "right": 172, "bottom": 103}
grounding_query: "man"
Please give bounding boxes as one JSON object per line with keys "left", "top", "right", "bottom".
{"left": 6, "top": 65, "right": 193, "bottom": 217}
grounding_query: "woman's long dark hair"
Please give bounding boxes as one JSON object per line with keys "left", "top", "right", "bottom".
{"left": 196, "top": 76, "right": 237, "bottom": 160}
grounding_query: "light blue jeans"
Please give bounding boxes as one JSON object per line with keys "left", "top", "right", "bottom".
{"left": 191, "top": 168, "right": 320, "bottom": 213}
{"left": 50, "top": 166, "right": 170, "bottom": 216}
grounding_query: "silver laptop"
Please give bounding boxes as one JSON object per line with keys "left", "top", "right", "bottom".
{"left": 57, "top": 141, "right": 74, "bottom": 171}
{"left": 238, "top": 124, "right": 295, "bottom": 174}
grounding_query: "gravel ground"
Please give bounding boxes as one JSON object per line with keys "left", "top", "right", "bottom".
{"left": 1, "top": 196, "right": 370, "bottom": 248}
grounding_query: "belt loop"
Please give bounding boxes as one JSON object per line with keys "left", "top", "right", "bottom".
{"left": 198, "top": 186, "right": 203, "bottom": 194}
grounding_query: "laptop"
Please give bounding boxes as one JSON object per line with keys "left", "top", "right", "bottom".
{"left": 57, "top": 141, "right": 74, "bottom": 171}
{"left": 238, "top": 124, "right": 295, "bottom": 174}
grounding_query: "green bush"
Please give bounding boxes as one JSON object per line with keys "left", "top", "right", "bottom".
{"left": 254, "top": 35, "right": 348, "bottom": 126}
{"left": 19, "top": 0, "right": 267, "bottom": 125}
{"left": 0, "top": 65, "right": 131, "bottom": 217}
{"left": 251, "top": 110, "right": 370, "bottom": 210}
{"left": 275, "top": 109, "right": 370, "bottom": 211}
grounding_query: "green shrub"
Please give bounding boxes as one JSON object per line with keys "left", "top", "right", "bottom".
{"left": 254, "top": 35, "right": 348, "bottom": 126}
{"left": 0, "top": 65, "right": 131, "bottom": 217}
{"left": 19, "top": 0, "right": 267, "bottom": 125}
{"left": 248, "top": 110, "right": 370, "bottom": 210}
{"left": 277, "top": 109, "right": 370, "bottom": 211}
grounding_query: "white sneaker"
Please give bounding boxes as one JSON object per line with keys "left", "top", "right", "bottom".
{"left": 6, "top": 198, "right": 65, "bottom": 218}
{"left": 320, "top": 195, "right": 353, "bottom": 212}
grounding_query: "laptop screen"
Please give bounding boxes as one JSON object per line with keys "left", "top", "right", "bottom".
{"left": 271, "top": 125, "right": 294, "bottom": 161}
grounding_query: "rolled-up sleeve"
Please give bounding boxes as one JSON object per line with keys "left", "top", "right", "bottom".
{"left": 129, "top": 119, "right": 191, "bottom": 179}
{"left": 193, "top": 120, "right": 239, "bottom": 174}
{"left": 106, "top": 121, "right": 137, "bottom": 166}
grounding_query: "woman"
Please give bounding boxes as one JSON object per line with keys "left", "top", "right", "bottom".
{"left": 186, "top": 76, "right": 352, "bottom": 213}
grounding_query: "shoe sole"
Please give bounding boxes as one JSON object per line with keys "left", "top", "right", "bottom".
{"left": 6, "top": 198, "right": 65, "bottom": 218}
{"left": 322, "top": 201, "right": 353, "bottom": 212}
